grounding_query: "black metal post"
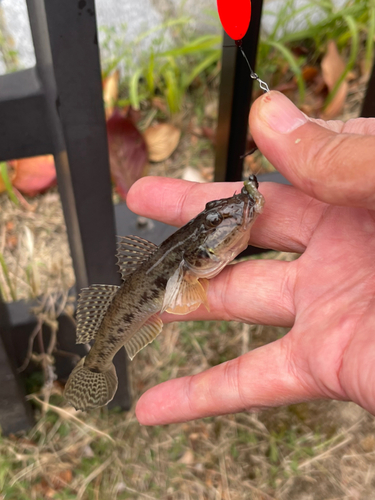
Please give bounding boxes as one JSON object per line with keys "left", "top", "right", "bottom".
{"left": 360, "top": 56, "right": 375, "bottom": 117}
{"left": 215, "top": 0, "right": 264, "bottom": 182}
{"left": 26, "top": 0, "right": 89, "bottom": 293}
{"left": 25, "top": 0, "right": 131, "bottom": 410}
{"left": 0, "top": 295, "right": 34, "bottom": 434}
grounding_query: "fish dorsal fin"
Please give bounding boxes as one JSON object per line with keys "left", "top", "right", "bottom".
{"left": 76, "top": 284, "right": 119, "bottom": 344}
{"left": 116, "top": 235, "right": 158, "bottom": 280}
{"left": 161, "top": 262, "right": 210, "bottom": 315}
{"left": 124, "top": 314, "right": 164, "bottom": 360}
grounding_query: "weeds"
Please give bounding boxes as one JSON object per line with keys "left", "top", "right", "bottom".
{"left": 100, "top": 0, "right": 372, "bottom": 113}
{"left": 259, "top": 0, "right": 372, "bottom": 103}
{"left": 0, "top": 4, "right": 19, "bottom": 73}
{"left": 1, "top": 331, "right": 374, "bottom": 500}
{"left": 0, "top": 162, "right": 19, "bottom": 206}
{"left": 101, "top": 18, "right": 221, "bottom": 114}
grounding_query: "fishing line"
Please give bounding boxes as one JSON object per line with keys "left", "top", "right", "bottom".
{"left": 240, "top": 147, "right": 258, "bottom": 159}
{"left": 237, "top": 43, "right": 269, "bottom": 93}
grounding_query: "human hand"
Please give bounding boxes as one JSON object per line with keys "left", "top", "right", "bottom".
{"left": 127, "top": 91, "right": 375, "bottom": 425}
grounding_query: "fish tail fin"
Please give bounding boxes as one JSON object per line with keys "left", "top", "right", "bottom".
{"left": 64, "top": 357, "right": 118, "bottom": 411}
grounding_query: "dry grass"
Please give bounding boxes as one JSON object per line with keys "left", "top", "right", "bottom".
{"left": 1, "top": 319, "right": 375, "bottom": 500}
{"left": 0, "top": 191, "right": 75, "bottom": 303}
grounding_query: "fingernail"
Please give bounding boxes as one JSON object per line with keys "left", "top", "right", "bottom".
{"left": 258, "top": 91, "right": 308, "bottom": 134}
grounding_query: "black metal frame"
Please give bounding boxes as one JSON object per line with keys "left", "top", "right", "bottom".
{"left": 0, "top": 0, "right": 131, "bottom": 433}
{"left": 0, "top": 0, "right": 374, "bottom": 433}
{"left": 215, "top": 0, "right": 264, "bottom": 182}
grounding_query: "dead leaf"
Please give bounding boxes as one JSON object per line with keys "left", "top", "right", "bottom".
{"left": 182, "top": 166, "right": 205, "bottom": 183}
{"left": 302, "top": 65, "right": 319, "bottom": 83}
{"left": 321, "top": 40, "right": 348, "bottom": 119}
{"left": 151, "top": 96, "right": 169, "bottom": 115}
{"left": 274, "top": 81, "right": 298, "bottom": 93}
{"left": 143, "top": 123, "right": 181, "bottom": 162}
{"left": 0, "top": 176, "right": 6, "bottom": 194}
{"left": 41, "top": 469, "right": 73, "bottom": 492}
{"left": 178, "top": 449, "right": 195, "bottom": 465}
{"left": 103, "top": 70, "right": 119, "bottom": 119}
{"left": 10, "top": 155, "right": 56, "bottom": 197}
{"left": 204, "top": 101, "right": 218, "bottom": 120}
{"left": 6, "top": 234, "right": 17, "bottom": 250}
{"left": 201, "top": 165, "right": 214, "bottom": 181}
{"left": 360, "top": 435, "right": 375, "bottom": 452}
{"left": 201, "top": 126, "right": 216, "bottom": 145}
{"left": 34, "top": 482, "right": 56, "bottom": 499}
{"left": 126, "top": 106, "right": 142, "bottom": 125}
{"left": 107, "top": 111, "right": 148, "bottom": 199}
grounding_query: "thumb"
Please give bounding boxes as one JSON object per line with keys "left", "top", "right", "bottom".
{"left": 249, "top": 91, "right": 375, "bottom": 210}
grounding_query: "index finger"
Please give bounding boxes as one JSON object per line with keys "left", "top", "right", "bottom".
{"left": 135, "top": 336, "right": 316, "bottom": 425}
{"left": 127, "top": 177, "right": 326, "bottom": 253}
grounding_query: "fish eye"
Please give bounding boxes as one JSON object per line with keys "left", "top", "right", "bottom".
{"left": 206, "top": 200, "right": 221, "bottom": 210}
{"left": 206, "top": 211, "right": 223, "bottom": 226}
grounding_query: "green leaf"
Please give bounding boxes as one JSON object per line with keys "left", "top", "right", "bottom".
{"left": 0, "top": 162, "right": 18, "bottom": 206}
{"left": 324, "top": 15, "right": 359, "bottom": 109}
{"left": 264, "top": 40, "right": 305, "bottom": 102}
{"left": 366, "top": 1, "right": 375, "bottom": 72}
{"left": 279, "top": 3, "right": 363, "bottom": 44}
{"left": 158, "top": 35, "right": 221, "bottom": 58}
{"left": 129, "top": 68, "right": 143, "bottom": 110}
{"left": 134, "top": 17, "right": 190, "bottom": 45}
{"left": 163, "top": 68, "right": 181, "bottom": 114}
{"left": 182, "top": 49, "right": 220, "bottom": 89}
{"left": 146, "top": 51, "right": 155, "bottom": 94}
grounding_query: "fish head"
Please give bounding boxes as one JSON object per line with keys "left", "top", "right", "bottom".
{"left": 183, "top": 175, "right": 265, "bottom": 279}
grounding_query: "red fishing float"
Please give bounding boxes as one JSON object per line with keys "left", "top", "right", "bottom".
{"left": 217, "top": 0, "right": 251, "bottom": 43}
{"left": 217, "top": 0, "right": 269, "bottom": 92}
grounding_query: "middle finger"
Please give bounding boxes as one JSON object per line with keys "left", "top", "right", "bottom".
{"left": 127, "top": 177, "right": 326, "bottom": 253}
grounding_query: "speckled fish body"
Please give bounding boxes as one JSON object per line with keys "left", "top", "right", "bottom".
{"left": 64, "top": 176, "right": 264, "bottom": 411}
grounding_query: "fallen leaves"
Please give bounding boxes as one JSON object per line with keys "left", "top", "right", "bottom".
{"left": 143, "top": 123, "right": 181, "bottom": 162}
{"left": 321, "top": 40, "right": 348, "bottom": 119}
{"left": 103, "top": 70, "right": 119, "bottom": 119}
{"left": 106, "top": 111, "right": 148, "bottom": 199}
{"left": 0, "top": 172, "right": 6, "bottom": 193}
{"left": 10, "top": 155, "right": 56, "bottom": 197}
{"left": 178, "top": 449, "right": 195, "bottom": 465}
{"left": 33, "top": 469, "right": 74, "bottom": 499}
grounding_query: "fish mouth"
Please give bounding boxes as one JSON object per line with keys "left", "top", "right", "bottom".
{"left": 242, "top": 175, "right": 265, "bottom": 219}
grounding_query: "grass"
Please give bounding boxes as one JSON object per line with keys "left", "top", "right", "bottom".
{"left": 99, "top": 0, "right": 372, "bottom": 114}
{"left": 0, "top": 320, "right": 374, "bottom": 499}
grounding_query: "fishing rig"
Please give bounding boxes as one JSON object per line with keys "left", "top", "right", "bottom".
{"left": 217, "top": 0, "right": 270, "bottom": 93}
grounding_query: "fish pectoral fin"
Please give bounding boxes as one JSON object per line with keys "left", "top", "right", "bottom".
{"left": 124, "top": 314, "right": 164, "bottom": 360}
{"left": 76, "top": 284, "right": 120, "bottom": 344}
{"left": 116, "top": 235, "right": 158, "bottom": 280}
{"left": 162, "top": 264, "right": 210, "bottom": 315}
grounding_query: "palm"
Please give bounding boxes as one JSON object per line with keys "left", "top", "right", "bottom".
{"left": 286, "top": 204, "right": 375, "bottom": 410}
{"left": 127, "top": 102, "right": 375, "bottom": 425}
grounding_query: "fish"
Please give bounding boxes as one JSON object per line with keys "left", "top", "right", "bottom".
{"left": 64, "top": 175, "right": 265, "bottom": 411}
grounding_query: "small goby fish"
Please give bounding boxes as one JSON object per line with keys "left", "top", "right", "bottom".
{"left": 64, "top": 176, "right": 264, "bottom": 411}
